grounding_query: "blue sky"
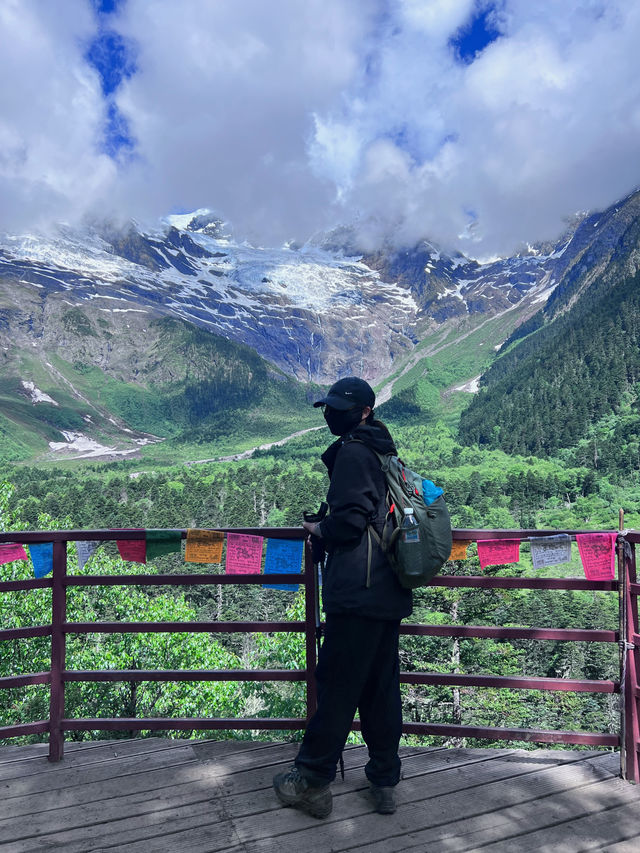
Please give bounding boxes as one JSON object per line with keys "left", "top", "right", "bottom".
{"left": 88, "top": 1, "right": 504, "bottom": 161}
{"left": 450, "top": 4, "right": 501, "bottom": 63}
{"left": 85, "top": 2, "right": 136, "bottom": 157}
{"left": 1, "top": 0, "right": 639, "bottom": 257}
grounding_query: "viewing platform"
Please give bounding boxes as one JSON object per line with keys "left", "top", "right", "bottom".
{"left": 1, "top": 525, "right": 640, "bottom": 850}
{"left": 2, "top": 737, "right": 639, "bottom": 852}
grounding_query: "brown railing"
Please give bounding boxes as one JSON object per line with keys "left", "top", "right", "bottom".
{"left": 1, "top": 526, "right": 638, "bottom": 782}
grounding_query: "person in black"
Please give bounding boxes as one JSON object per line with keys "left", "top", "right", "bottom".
{"left": 273, "top": 377, "right": 412, "bottom": 818}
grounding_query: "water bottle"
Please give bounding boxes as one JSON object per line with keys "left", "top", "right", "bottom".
{"left": 401, "top": 507, "right": 420, "bottom": 543}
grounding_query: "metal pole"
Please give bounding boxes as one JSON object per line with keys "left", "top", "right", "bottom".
{"left": 48, "top": 540, "right": 67, "bottom": 761}
{"left": 618, "top": 510, "right": 626, "bottom": 675}
{"left": 617, "top": 509, "right": 626, "bottom": 779}
{"left": 304, "top": 539, "right": 318, "bottom": 720}
{"left": 623, "top": 542, "right": 640, "bottom": 782}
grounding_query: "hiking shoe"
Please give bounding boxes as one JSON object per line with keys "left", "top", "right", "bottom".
{"left": 370, "top": 784, "right": 397, "bottom": 814}
{"left": 273, "top": 766, "right": 332, "bottom": 819}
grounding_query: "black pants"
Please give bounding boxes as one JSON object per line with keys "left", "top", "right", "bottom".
{"left": 295, "top": 613, "right": 403, "bottom": 787}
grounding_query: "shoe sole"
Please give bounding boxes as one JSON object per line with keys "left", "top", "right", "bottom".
{"left": 275, "top": 788, "right": 332, "bottom": 819}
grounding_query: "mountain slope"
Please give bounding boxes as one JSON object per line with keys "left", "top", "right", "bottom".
{"left": 0, "top": 285, "right": 319, "bottom": 463}
{"left": 2, "top": 190, "right": 640, "bottom": 462}
{"left": 0, "top": 206, "right": 573, "bottom": 386}
{"left": 458, "top": 194, "right": 640, "bottom": 456}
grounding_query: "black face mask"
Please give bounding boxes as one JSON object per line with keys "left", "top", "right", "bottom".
{"left": 323, "top": 405, "right": 363, "bottom": 436}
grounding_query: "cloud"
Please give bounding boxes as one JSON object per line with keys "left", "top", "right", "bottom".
{"left": 0, "top": 0, "right": 639, "bottom": 257}
{"left": 311, "top": 0, "right": 640, "bottom": 255}
{"left": 107, "top": 0, "right": 372, "bottom": 242}
{"left": 0, "top": 0, "right": 117, "bottom": 232}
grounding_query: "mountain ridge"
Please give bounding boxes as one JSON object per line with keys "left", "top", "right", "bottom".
{"left": 2, "top": 190, "right": 639, "bottom": 463}
{"left": 1, "top": 201, "right": 578, "bottom": 385}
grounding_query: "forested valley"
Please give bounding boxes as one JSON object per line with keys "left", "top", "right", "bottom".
{"left": 2, "top": 385, "right": 638, "bottom": 750}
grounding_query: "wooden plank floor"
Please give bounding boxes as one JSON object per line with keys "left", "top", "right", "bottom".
{"left": 0, "top": 738, "right": 639, "bottom": 852}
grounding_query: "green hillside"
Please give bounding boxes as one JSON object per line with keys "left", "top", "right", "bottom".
{"left": 0, "top": 310, "right": 321, "bottom": 464}
{"left": 458, "top": 267, "right": 640, "bottom": 461}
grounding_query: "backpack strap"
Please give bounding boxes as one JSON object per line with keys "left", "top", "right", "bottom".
{"left": 343, "top": 437, "right": 396, "bottom": 586}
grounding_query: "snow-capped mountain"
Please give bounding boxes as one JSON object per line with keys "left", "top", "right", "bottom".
{"left": 0, "top": 200, "right": 584, "bottom": 384}
{"left": 0, "top": 215, "right": 418, "bottom": 383}
{"left": 1, "top": 190, "right": 639, "bottom": 462}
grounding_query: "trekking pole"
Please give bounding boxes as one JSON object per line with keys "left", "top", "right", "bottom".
{"left": 303, "top": 503, "right": 328, "bottom": 657}
{"left": 314, "top": 553, "right": 324, "bottom": 656}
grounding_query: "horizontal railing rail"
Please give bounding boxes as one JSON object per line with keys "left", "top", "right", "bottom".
{"left": 0, "top": 526, "right": 637, "bottom": 780}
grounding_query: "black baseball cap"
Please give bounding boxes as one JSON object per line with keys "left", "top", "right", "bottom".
{"left": 313, "top": 377, "right": 376, "bottom": 411}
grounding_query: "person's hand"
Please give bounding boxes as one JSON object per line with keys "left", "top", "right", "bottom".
{"left": 302, "top": 520, "right": 322, "bottom": 537}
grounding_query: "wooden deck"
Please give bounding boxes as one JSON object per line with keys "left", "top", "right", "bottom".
{"left": 1, "top": 738, "right": 639, "bottom": 852}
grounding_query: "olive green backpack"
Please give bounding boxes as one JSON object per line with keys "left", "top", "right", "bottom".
{"left": 365, "top": 449, "right": 452, "bottom": 589}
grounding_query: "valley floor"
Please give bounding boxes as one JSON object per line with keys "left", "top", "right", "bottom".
{"left": 1, "top": 737, "right": 638, "bottom": 852}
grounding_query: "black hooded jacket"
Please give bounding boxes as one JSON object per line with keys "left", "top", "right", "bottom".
{"left": 317, "top": 422, "right": 413, "bottom": 621}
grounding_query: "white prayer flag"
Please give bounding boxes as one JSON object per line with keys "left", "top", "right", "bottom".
{"left": 76, "top": 540, "right": 99, "bottom": 571}
{"left": 529, "top": 534, "right": 572, "bottom": 570}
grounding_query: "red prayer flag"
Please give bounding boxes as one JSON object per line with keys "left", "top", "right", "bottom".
{"left": 576, "top": 532, "right": 617, "bottom": 581}
{"left": 0, "top": 543, "right": 28, "bottom": 565}
{"left": 225, "top": 533, "right": 263, "bottom": 574}
{"left": 116, "top": 535, "right": 147, "bottom": 563}
{"left": 477, "top": 538, "right": 520, "bottom": 570}
{"left": 113, "top": 528, "right": 146, "bottom": 563}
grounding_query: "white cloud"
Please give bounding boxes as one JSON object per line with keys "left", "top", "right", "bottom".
{"left": 399, "top": 0, "right": 476, "bottom": 38}
{"left": 0, "top": 0, "right": 639, "bottom": 257}
{"left": 312, "top": 0, "right": 640, "bottom": 255}
{"left": 0, "top": 0, "right": 116, "bottom": 232}
{"left": 107, "top": 0, "right": 371, "bottom": 242}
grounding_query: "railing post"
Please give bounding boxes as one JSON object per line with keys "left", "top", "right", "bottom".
{"left": 304, "top": 540, "right": 317, "bottom": 720}
{"left": 622, "top": 540, "right": 640, "bottom": 782}
{"left": 48, "top": 539, "right": 67, "bottom": 761}
{"left": 618, "top": 532, "right": 627, "bottom": 779}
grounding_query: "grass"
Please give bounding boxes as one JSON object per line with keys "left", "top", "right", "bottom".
{"left": 0, "top": 294, "right": 533, "bottom": 468}
{"left": 375, "top": 304, "right": 534, "bottom": 430}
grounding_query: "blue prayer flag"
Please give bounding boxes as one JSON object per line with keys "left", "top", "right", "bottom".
{"left": 263, "top": 538, "right": 304, "bottom": 591}
{"left": 29, "top": 542, "right": 53, "bottom": 578}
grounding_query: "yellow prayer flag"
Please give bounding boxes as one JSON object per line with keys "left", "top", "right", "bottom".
{"left": 185, "top": 529, "right": 224, "bottom": 564}
{"left": 449, "top": 539, "right": 471, "bottom": 561}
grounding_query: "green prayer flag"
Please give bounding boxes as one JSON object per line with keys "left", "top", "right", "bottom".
{"left": 145, "top": 529, "right": 182, "bottom": 561}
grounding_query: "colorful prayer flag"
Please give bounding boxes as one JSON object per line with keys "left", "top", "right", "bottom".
{"left": 477, "top": 538, "right": 520, "bottom": 570}
{"left": 112, "top": 528, "right": 146, "bottom": 563}
{"left": 75, "top": 540, "right": 99, "bottom": 571}
{"left": 529, "top": 534, "right": 572, "bottom": 570}
{"left": 263, "top": 538, "right": 304, "bottom": 590}
{"left": 449, "top": 539, "right": 471, "bottom": 561}
{"left": 226, "top": 532, "right": 263, "bottom": 574}
{"left": 146, "top": 529, "right": 182, "bottom": 561}
{"left": 0, "top": 543, "right": 28, "bottom": 565}
{"left": 28, "top": 542, "right": 53, "bottom": 578}
{"left": 185, "top": 529, "right": 224, "bottom": 563}
{"left": 576, "top": 532, "right": 617, "bottom": 581}
{"left": 116, "top": 539, "right": 147, "bottom": 563}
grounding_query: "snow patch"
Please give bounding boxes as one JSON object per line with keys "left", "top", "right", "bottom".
{"left": 48, "top": 431, "right": 132, "bottom": 458}
{"left": 21, "top": 380, "right": 58, "bottom": 406}
{"left": 452, "top": 376, "right": 481, "bottom": 393}
{"left": 165, "top": 209, "right": 211, "bottom": 230}
{"left": 98, "top": 307, "right": 149, "bottom": 314}
{"left": 549, "top": 242, "right": 571, "bottom": 259}
{"left": 531, "top": 281, "right": 557, "bottom": 305}
{"left": 47, "top": 430, "right": 158, "bottom": 459}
